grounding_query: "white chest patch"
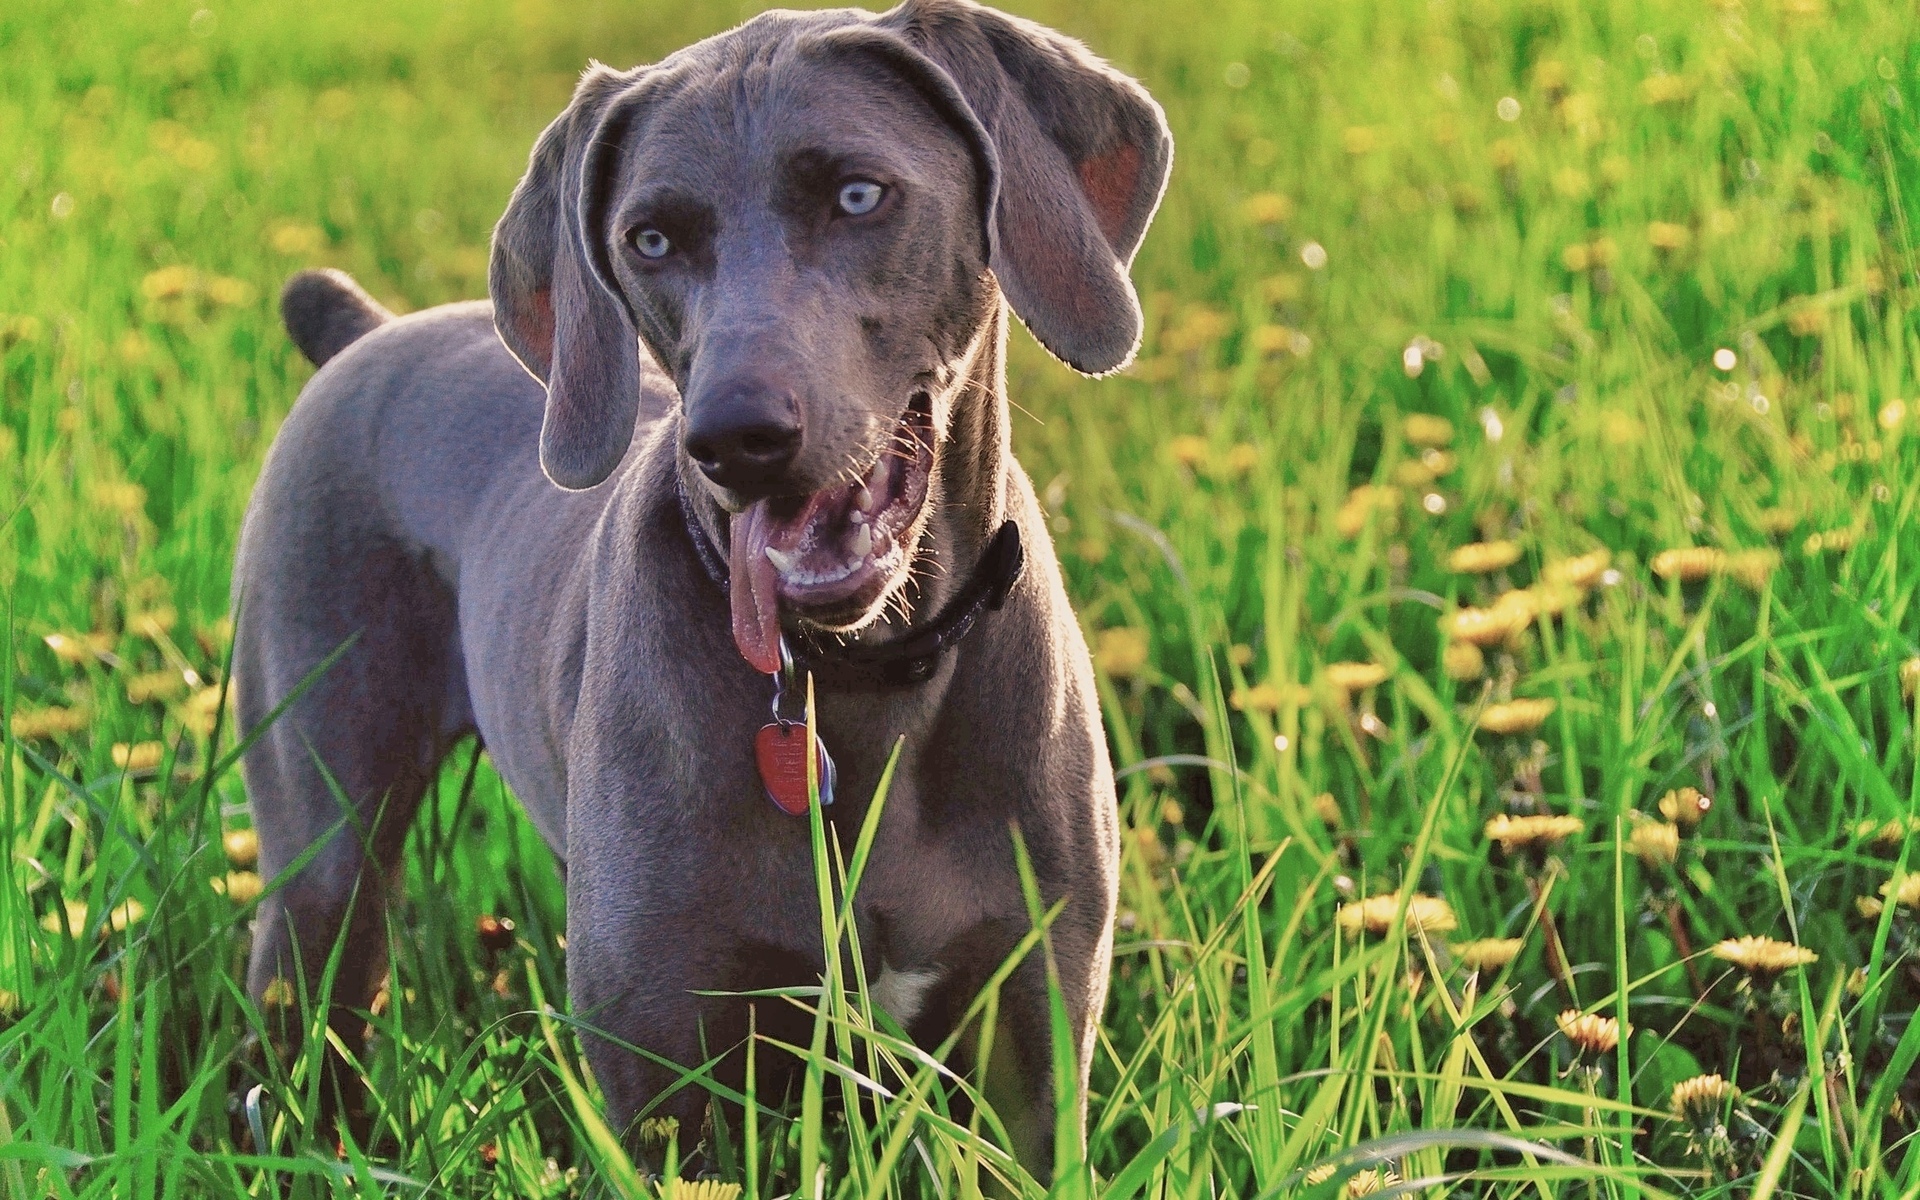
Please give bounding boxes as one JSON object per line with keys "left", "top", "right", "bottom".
{"left": 870, "top": 964, "right": 943, "bottom": 1025}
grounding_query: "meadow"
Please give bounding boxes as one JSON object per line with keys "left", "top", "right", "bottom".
{"left": 3, "top": 0, "right": 1919, "bottom": 1194}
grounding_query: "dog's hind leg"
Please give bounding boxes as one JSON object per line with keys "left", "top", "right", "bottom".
{"left": 233, "top": 518, "right": 467, "bottom": 1137}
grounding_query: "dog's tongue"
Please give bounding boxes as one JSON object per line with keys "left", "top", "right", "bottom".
{"left": 729, "top": 503, "right": 783, "bottom": 675}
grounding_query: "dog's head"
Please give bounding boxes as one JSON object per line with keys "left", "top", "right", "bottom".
{"left": 489, "top": 0, "right": 1171, "bottom": 672}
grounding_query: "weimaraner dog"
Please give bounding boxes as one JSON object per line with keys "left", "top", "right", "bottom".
{"left": 232, "top": 0, "right": 1170, "bottom": 1176}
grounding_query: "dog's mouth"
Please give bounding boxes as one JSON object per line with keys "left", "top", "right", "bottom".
{"left": 728, "top": 392, "right": 935, "bottom": 674}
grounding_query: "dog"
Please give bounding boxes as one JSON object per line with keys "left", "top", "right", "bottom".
{"left": 232, "top": 0, "right": 1170, "bottom": 1176}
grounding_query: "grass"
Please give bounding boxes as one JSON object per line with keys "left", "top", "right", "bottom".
{"left": 3, "top": 0, "right": 1920, "bottom": 1193}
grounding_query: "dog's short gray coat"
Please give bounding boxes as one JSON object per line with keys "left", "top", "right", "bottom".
{"left": 233, "top": 0, "right": 1170, "bottom": 1175}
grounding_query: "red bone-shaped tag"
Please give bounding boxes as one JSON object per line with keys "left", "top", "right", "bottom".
{"left": 754, "top": 722, "right": 836, "bottom": 816}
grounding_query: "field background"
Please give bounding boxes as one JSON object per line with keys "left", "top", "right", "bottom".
{"left": 3, "top": 0, "right": 1919, "bottom": 1195}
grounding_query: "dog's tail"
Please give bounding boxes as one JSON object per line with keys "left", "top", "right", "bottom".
{"left": 281, "top": 269, "right": 394, "bottom": 368}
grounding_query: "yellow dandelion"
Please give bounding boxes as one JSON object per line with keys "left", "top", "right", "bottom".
{"left": 182, "top": 686, "right": 227, "bottom": 737}
{"left": 206, "top": 276, "right": 257, "bottom": 307}
{"left": 1901, "top": 657, "right": 1920, "bottom": 700}
{"left": 1648, "top": 221, "right": 1692, "bottom": 251}
{"left": 1560, "top": 242, "right": 1592, "bottom": 272}
{"left": 1240, "top": 192, "right": 1293, "bottom": 225}
{"left": 128, "top": 605, "right": 178, "bottom": 639}
{"left": 1393, "top": 458, "right": 1437, "bottom": 488}
{"left": 1628, "top": 819, "right": 1681, "bottom": 867}
{"left": 93, "top": 481, "right": 147, "bottom": 515}
{"left": 1639, "top": 74, "right": 1693, "bottom": 105}
{"left": 1543, "top": 549, "right": 1611, "bottom": 590}
{"left": 1853, "top": 815, "right": 1920, "bottom": 847}
{"left": 1485, "top": 812, "right": 1583, "bottom": 850}
{"left": 1167, "top": 434, "right": 1210, "bottom": 468}
{"left": 1857, "top": 895, "right": 1884, "bottom": 920}
{"left": 1478, "top": 697, "right": 1556, "bottom": 735}
{"left": 40, "top": 901, "right": 91, "bottom": 937}
{"left": 1402, "top": 413, "right": 1454, "bottom": 448}
{"left": 1725, "top": 548, "right": 1779, "bottom": 590}
{"left": 1651, "top": 547, "right": 1724, "bottom": 581}
{"left": 43, "top": 631, "right": 113, "bottom": 665}
{"left": 1440, "top": 604, "right": 1527, "bottom": 647}
{"left": 111, "top": 741, "right": 165, "bottom": 772}
{"left": 668, "top": 1180, "right": 742, "bottom": 1200}
{"left": 1230, "top": 681, "right": 1308, "bottom": 712}
{"left": 1527, "top": 579, "right": 1583, "bottom": 617}
{"left": 1303, "top": 1164, "right": 1337, "bottom": 1187}
{"left": 224, "top": 828, "right": 260, "bottom": 869}
{"left": 40, "top": 899, "right": 146, "bottom": 937}
{"left": 1228, "top": 643, "right": 1255, "bottom": 667}
{"left": 1338, "top": 892, "right": 1457, "bottom": 937}
{"left": 1324, "top": 661, "right": 1389, "bottom": 692}
{"left": 1161, "top": 798, "right": 1184, "bottom": 826}
{"left": 1756, "top": 506, "right": 1800, "bottom": 536}
{"left": 1312, "top": 792, "right": 1342, "bottom": 826}
{"left": 211, "top": 871, "right": 264, "bottom": 904}
{"left": 267, "top": 220, "right": 327, "bottom": 257}
{"left": 1453, "top": 937, "right": 1523, "bottom": 972}
{"left": 1223, "top": 443, "right": 1261, "bottom": 473}
{"left": 10, "top": 706, "right": 90, "bottom": 741}
{"left": 141, "top": 264, "right": 200, "bottom": 301}
{"left": 1882, "top": 872, "right": 1920, "bottom": 908}
{"left": 1672, "top": 1074, "right": 1735, "bottom": 1122}
{"left": 1658, "top": 786, "right": 1710, "bottom": 827}
{"left": 1344, "top": 1168, "right": 1399, "bottom": 1197}
{"left": 260, "top": 978, "right": 296, "bottom": 1008}
{"left": 1805, "top": 527, "right": 1856, "bottom": 555}
{"left": 1557, "top": 1009, "right": 1622, "bottom": 1055}
{"left": 1447, "top": 540, "right": 1522, "bottom": 574}
{"left": 1333, "top": 485, "right": 1399, "bottom": 539}
{"left": 1094, "top": 628, "right": 1150, "bottom": 678}
{"left": 1442, "top": 641, "right": 1485, "bottom": 682}
{"left": 1710, "top": 935, "right": 1817, "bottom": 975}
{"left": 126, "top": 670, "right": 189, "bottom": 705}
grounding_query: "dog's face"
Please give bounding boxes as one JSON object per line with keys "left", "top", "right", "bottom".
{"left": 490, "top": 0, "right": 1173, "bottom": 672}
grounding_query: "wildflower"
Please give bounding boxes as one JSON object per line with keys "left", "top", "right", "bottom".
{"left": 126, "top": 670, "right": 189, "bottom": 705}
{"left": 1651, "top": 547, "right": 1723, "bottom": 581}
{"left": 1223, "top": 443, "right": 1261, "bottom": 473}
{"left": 1726, "top": 548, "right": 1779, "bottom": 589}
{"left": 1167, "top": 434, "right": 1210, "bottom": 468}
{"left": 1557, "top": 1009, "right": 1622, "bottom": 1055}
{"left": 205, "top": 276, "right": 256, "bottom": 307}
{"left": 1527, "top": 579, "right": 1583, "bottom": 617}
{"left": 1094, "top": 628, "right": 1150, "bottom": 678}
{"left": 1228, "top": 643, "right": 1255, "bottom": 667}
{"left": 40, "top": 899, "right": 146, "bottom": 937}
{"left": 1441, "top": 603, "right": 1527, "bottom": 647}
{"left": 1805, "top": 527, "right": 1856, "bottom": 555}
{"left": 1312, "top": 792, "right": 1341, "bottom": 825}
{"left": 43, "top": 631, "right": 113, "bottom": 665}
{"left": 669, "top": 1180, "right": 743, "bottom": 1200}
{"left": 1447, "top": 540, "right": 1522, "bottom": 574}
{"left": 267, "top": 220, "right": 327, "bottom": 257}
{"left": 10, "top": 706, "right": 89, "bottom": 741}
{"left": 1756, "top": 506, "right": 1799, "bottom": 536}
{"left": 128, "top": 605, "right": 178, "bottom": 638}
{"left": 1337, "top": 892, "right": 1457, "bottom": 937}
{"left": 1324, "top": 661, "right": 1389, "bottom": 692}
{"left": 94, "top": 481, "right": 147, "bottom": 515}
{"left": 1882, "top": 873, "right": 1920, "bottom": 908}
{"left": 1639, "top": 74, "right": 1693, "bottom": 105}
{"left": 1857, "top": 895, "right": 1884, "bottom": 920}
{"left": 1333, "top": 485, "right": 1398, "bottom": 538}
{"left": 1478, "top": 697, "right": 1556, "bottom": 735}
{"left": 224, "top": 828, "right": 259, "bottom": 869}
{"left": 1161, "top": 798, "right": 1184, "bottom": 826}
{"left": 1628, "top": 819, "right": 1681, "bottom": 867}
{"left": 1453, "top": 937, "right": 1523, "bottom": 971}
{"left": 1485, "top": 812, "right": 1583, "bottom": 851}
{"left": 1402, "top": 413, "right": 1454, "bottom": 448}
{"left": 1231, "top": 682, "right": 1307, "bottom": 711}
{"left": 1341, "top": 125, "right": 1380, "bottom": 155}
{"left": 111, "top": 741, "right": 165, "bottom": 771}
{"left": 1240, "top": 192, "right": 1293, "bottom": 224}
{"left": 261, "top": 978, "right": 296, "bottom": 1008}
{"left": 1648, "top": 221, "right": 1692, "bottom": 251}
{"left": 1442, "top": 641, "right": 1485, "bottom": 681}
{"left": 1710, "top": 935, "right": 1817, "bottom": 977}
{"left": 183, "top": 686, "right": 226, "bottom": 737}
{"left": 1672, "top": 1074, "right": 1735, "bottom": 1123}
{"left": 141, "top": 265, "right": 200, "bottom": 301}
{"left": 1904, "top": 658, "right": 1920, "bottom": 701}
{"left": 212, "top": 871, "right": 263, "bottom": 903}
{"left": 1543, "top": 549, "right": 1611, "bottom": 590}
{"left": 1343, "top": 1168, "right": 1398, "bottom": 1197}
{"left": 1658, "top": 786, "right": 1710, "bottom": 827}
{"left": 1853, "top": 815, "right": 1920, "bottom": 847}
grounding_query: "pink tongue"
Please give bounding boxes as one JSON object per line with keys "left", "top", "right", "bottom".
{"left": 729, "top": 504, "right": 784, "bottom": 675}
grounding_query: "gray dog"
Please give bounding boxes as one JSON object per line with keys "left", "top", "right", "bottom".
{"left": 232, "top": 0, "right": 1170, "bottom": 1176}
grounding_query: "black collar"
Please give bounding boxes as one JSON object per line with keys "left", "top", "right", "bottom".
{"left": 676, "top": 479, "right": 1025, "bottom": 689}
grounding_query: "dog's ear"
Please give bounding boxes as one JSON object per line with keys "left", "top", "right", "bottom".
{"left": 490, "top": 65, "right": 645, "bottom": 491}
{"left": 868, "top": 0, "right": 1173, "bottom": 375}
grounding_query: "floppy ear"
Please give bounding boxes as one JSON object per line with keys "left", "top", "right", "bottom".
{"left": 873, "top": 0, "right": 1173, "bottom": 375}
{"left": 489, "top": 65, "right": 646, "bottom": 491}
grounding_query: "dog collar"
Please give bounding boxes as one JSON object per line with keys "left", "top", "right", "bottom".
{"left": 676, "top": 477, "right": 1025, "bottom": 689}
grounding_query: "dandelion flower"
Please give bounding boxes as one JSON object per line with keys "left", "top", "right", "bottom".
{"left": 1726, "top": 548, "right": 1780, "bottom": 589}
{"left": 111, "top": 741, "right": 165, "bottom": 771}
{"left": 1312, "top": 792, "right": 1342, "bottom": 826}
{"left": 1557, "top": 1009, "right": 1622, "bottom": 1055}
{"left": 1447, "top": 540, "right": 1522, "bottom": 574}
{"left": 1478, "top": 697, "right": 1556, "bottom": 735}
{"left": 1167, "top": 434, "right": 1210, "bottom": 468}
{"left": 1442, "top": 641, "right": 1485, "bottom": 681}
{"left": 1527, "top": 579, "right": 1583, "bottom": 617}
{"left": 1324, "top": 661, "right": 1389, "bottom": 692}
{"left": 1658, "top": 786, "right": 1710, "bottom": 827}
{"left": 668, "top": 1181, "right": 743, "bottom": 1200}
{"left": 1334, "top": 485, "right": 1399, "bottom": 538}
{"left": 43, "top": 631, "right": 113, "bottom": 665}
{"left": 1541, "top": 549, "right": 1610, "bottom": 591}
{"left": 1756, "top": 506, "right": 1799, "bottom": 536}
{"left": 1344, "top": 1168, "right": 1399, "bottom": 1197}
{"left": 40, "top": 899, "right": 145, "bottom": 937}
{"left": 1881, "top": 872, "right": 1920, "bottom": 909}
{"left": 1648, "top": 221, "right": 1692, "bottom": 251}
{"left": 1338, "top": 892, "right": 1457, "bottom": 937}
{"left": 1485, "top": 812, "right": 1583, "bottom": 850}
{"left": 128, "top": 605, "right": 178, "bottom": 639}
{"left": 10, "top": 706, "right": 89, "bottom": 741}
{"left": 1710, "top": 935, "right": 1816, "bottom": 976}
{"left": 1902, "top": 657, "right": 1920, "bottom": 700}
{"left": 1672, "top": 1074, "right": 1735, "bottom": 1122}
{"left": 126, "top": 670, "right": 189, "bottom": 705}
{"left": 212, "top": 871, "right": 264, "bottom": 904}
{"left": 1094, "top": 628, "right": 1151, "bottom": 677}
{"left": 1856, "top": 895, "right": 1884, "bottom": 920}
{"left": 1628, "top": 819, "right": 1681, "bottom": 866}
{"left": 1651, "top": 547, "right": 1724, "bottom": 581}
{"left": 224, "top": 828, "right": 259, "bottom": 869}
{"left": 1441, "top": 604, "right": 1528, "bottom": 647}
{"left": 1224, "top": 443, "right": 1261, "bottom": 473}
{"left": 1453, "top": 937, "right": 1523, "bottom": 971}
{"left": 1402, "top": 413, "right": 1454, "bottom": 448}
{"left": 1240, "top": 192, "right": 1293, "bottom": 225}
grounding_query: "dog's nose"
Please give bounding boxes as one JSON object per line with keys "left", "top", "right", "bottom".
{"left": 683, "top": 384, "right": 803, "bottom": 493}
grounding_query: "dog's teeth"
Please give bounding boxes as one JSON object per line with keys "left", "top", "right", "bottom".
{"left": 764, "top": 546, "right": 797, "bottom": 574}
{"left": 849, "top": 510, "right": 866, "bottom": 526}
{"left": 854, "top": 484, "right": 875, "bottom": 512}
{"left": 850, "top": 524, "right": 873, "bottom": 558}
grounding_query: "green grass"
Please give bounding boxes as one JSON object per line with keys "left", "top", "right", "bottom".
{"left": 4, "top": 0, "right": 1920, "bottom": 1193}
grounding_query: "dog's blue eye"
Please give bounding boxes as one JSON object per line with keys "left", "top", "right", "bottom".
{"left": 633, "top": 228, "right": 671, "bottom": 258}
{"left": 837, "top": 181, "right": 884, "bottom": 216}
